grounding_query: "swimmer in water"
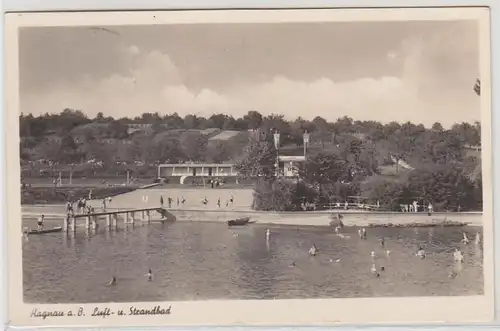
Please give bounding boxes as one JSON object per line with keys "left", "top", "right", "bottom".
{"left": 380, "top": 266, "right": 385, "bottom": 272}
{"left": 371, "top": 251, "right": 376, "bottom": 259}
{"left": 145, "top": 268, "right": 153, "bottom": 281}
{"left": 453, "top": 248, "right": 464, "bottom": 262}
{"left": 289, "top": 261, "right": 296, "bottom": 267}
{"left": 308, "top": 244, "right": 318, "bottom": 256}
{"left": 265, "top": 228, "right": 271, "bottom": 240}
{"left": 370, "top": 264, "right": 377, "bottom": 273}
{"left": 380, "top": 237, "right": 385, "bottom": 247}
{"left": 416, "top": 246, "right": 426, "bottom": 259}
{"left": 108, "top": 276, "right": 117, "bottom": 286}
{"left": 461, "top": 232, "right": 470, "bottom": 244}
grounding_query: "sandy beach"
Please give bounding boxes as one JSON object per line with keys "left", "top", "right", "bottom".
{"left": 21, "top": 204, "right": 482, "bottom": 227}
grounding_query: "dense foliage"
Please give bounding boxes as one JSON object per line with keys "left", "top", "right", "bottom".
{"left": 20, "top": 108, "right": 483, "bottom": 211}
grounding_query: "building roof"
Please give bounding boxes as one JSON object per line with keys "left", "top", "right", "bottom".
{"left": 279, "top": 155, "right": 306, "bottom": 162}
{"left": 159, "top": 163, "right": 235, "bottom": 168}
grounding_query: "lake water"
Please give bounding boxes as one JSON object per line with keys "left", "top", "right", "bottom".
{"left": 23, "top": 218, "right": 483, "bottom": 303}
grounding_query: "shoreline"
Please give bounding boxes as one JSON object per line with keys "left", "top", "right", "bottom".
{"left": 21, "top": 206, "right": 483, "bottom": 227}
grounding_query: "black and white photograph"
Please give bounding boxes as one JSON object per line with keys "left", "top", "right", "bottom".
{"left": 5, "top": 7, "right": 494, "bottom": 327}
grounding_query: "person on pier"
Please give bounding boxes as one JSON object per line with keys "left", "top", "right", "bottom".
{"left": 168, "top": 197, "right": 173, "bottom": 208}
{"left": 66, "top": 201, "right": 73, "bottom": 214}
{"left": 37, "top": 215, "right": 45, "bottom": 231}
{"left": 160, "top": 195, "right": 164, "bottom": 207}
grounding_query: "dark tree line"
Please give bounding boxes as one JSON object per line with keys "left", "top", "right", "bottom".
{"left": 19, "top": 108, "right": 483, "bottom": 211}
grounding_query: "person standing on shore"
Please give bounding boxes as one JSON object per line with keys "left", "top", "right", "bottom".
{"left": 102, "top": 198, "right": 107, "bottom": 212}
{"left": 428, "top": 202, "right": 434, "bottom": 214}
{"left": 37, "top": 215, "right": 45, "bottom": 231}
{"left": 217, "top": 197, "right": 221, "bottom": 208}
{"left": 66, "top": 201, "right": 73, "bottom": 214}
{"left": 160, "top": 196, "right": 164, "bottom": 207}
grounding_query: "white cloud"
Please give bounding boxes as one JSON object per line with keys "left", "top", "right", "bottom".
{"left": 21, "top": 40, "right": 480, "bottom": 127}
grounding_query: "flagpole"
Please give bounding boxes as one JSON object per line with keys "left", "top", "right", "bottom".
{"left": 303, "top": 130, "right": 310, "bottom": 157}
{"left": 273, "top": 130, "right": 280, "bottom": 178}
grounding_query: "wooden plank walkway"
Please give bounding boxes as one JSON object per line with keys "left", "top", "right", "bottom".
{"left": 73, "top": 207, "right": 168, "bottom": 218}
{"left": 54, "top": 207, "right": 177, "bottom": 233}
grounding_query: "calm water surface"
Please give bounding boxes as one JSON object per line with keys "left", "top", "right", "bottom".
{"left": 23, "top": 218, "right": 483, "bottom": 303}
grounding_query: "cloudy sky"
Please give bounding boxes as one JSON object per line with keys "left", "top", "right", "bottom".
{"left": 19, "top": 20, "right": 480, "bottom": 127}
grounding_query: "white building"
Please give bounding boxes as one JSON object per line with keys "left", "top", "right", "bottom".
{"left": 157, "top": 155, "right": 306, "bottom": 183}
{"left": 278, "top": 155, "right": 306, "bottom": 177}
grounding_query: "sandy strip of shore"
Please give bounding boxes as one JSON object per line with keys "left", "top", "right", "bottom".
{"left": 22, "top": 207, "right": 483, "bottom": 227}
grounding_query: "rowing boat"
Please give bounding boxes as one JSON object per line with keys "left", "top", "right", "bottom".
{"left": 27, "top": 227, "right": 63, "bottom": 235}
{"left": 227, "top": 217, "right": 254, "bottom": 226}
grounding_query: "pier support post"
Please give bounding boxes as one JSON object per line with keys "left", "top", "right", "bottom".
{"left": 147, "top": 210, "right": 151, "bottom": 224}
{"left": 106, "top": 215, "right": 111, "bottom": 229}
{"left": 71, "top": 216, "right": 76, "bottom": 232}
{"left": 126, "top": 212, "right": 131, "bottom": 225}
{"left": 112, "top": 214, "right": 118, "bottom": 230}
{"left": 63, "top": 216, "right": 68, "bottom": 232}
{"left": 92, "top": 216, "right": 98, "bottom": 230}
{"left": 85, "top": 216, "right": 91, "bottom": 229}
{"left": 131, "top": 212, "right": 136, "bottom": 226}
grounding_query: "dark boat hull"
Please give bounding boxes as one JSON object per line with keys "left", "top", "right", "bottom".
{"left": 28, "top": 227, "right": 63, "bottom": 235}
{"left": 227, "top": 217, "right": 252, "bottom": 226}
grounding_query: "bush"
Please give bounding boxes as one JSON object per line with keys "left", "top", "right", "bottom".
{"left": 252, "top": 178, "right": 296, "bottom": 211}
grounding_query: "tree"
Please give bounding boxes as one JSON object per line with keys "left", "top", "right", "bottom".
{"left": 107, "top": 121, "right": 129, "bottom": 139}
{"left": 179, "top": 132, "right": 208, "bottom": 161}
{"left": 432, "top": 122, "right": 444, "bottom": 132}
{"left": 252, "top": 178, "right": 295, "bottom": 211}
{"left": 243, "top": 110, "right": 263, "bottom": 130}
{"left": 205, "top": 140, "right": 232, "bottom": 163}
{"left": 183, "top": 114, "right": 199, "bottom": 129}
{"left": 406, "top": 165, "right": 476, "bottom": 211}
{"left": 300, "top": 152, "right": 349, "bottom": 189}
{"left": 234, "top": 137, "right": 276, "bottom": 179}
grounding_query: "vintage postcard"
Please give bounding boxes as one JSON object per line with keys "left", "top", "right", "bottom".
{"left": 4, "top": 7, "right": 493, "bottom": 327}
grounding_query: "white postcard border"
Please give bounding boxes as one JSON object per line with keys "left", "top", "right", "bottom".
{"left": 4, "top": 7, "right": 494, "bottom": 327}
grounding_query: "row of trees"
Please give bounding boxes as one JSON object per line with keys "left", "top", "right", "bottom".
{"left": 20, "top": 109, "right": 481, "bottom": 167}
{"left": 235, "top": 126, "right": 482, "bottom": 212}
{"left": 19, "top": 109, "right": 483, "bottom": 211}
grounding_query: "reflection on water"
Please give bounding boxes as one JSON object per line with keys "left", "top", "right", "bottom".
{"left": 23, "top": 218, "right": 483, "bottom": 303}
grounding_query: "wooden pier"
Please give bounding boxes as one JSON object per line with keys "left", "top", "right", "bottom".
{"left": 62, "top": 207, "right": 176, "bottom": 232}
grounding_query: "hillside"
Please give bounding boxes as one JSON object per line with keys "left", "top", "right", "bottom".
{"left": 20, "top": 110, "right": 481, "bottom": 186}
